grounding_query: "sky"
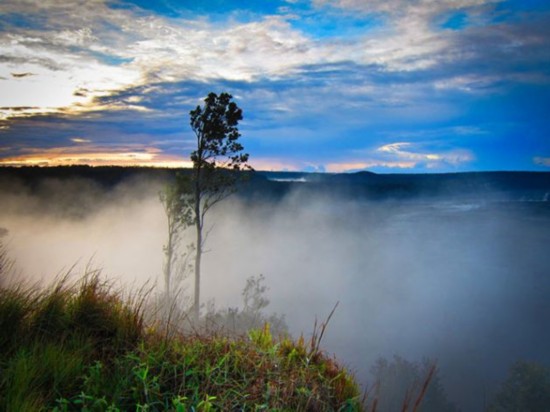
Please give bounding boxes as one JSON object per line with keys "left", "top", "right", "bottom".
{"left": 0, "top": 0, "right": 549, "bottom": 173}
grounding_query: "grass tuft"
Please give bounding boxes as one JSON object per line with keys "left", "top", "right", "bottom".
{"left": 0, "top": 268, "right": 363, "bottom": 411}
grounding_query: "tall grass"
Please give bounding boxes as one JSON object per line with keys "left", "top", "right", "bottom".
{"left": 0, "top": 265, "right": 363, "bottom": 411}
{"left": 0, "top": 269, "right": 146, "bottom": 411}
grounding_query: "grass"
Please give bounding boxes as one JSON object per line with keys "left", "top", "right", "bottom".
{"left": 0, "top": 269, "right": 363, "bottom": 411}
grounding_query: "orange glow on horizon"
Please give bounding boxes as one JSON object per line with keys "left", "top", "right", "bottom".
{"left": 0, "top": 155, "right": 423, "bottom": 172}
{"left": 325, "top": 160, "right": 416, "bottom": 173}
{"left": 1, "top": 149, "right": 309, "bottom": 171}
{"left": 0, "top": 147, "right": 192, "bottom": 168}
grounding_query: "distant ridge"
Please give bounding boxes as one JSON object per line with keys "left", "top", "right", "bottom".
{"left": 0, "top": 166, "right": 549, "bottom": 202}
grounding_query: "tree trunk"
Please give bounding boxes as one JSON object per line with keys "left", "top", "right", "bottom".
{"left": 193, "top": 213, "right": 202, "bottom": 322}
{"left": 164, "top": 233, "right": 172, "bottom": 298}
{"left": 193, "top": 161, "right": 203, "bottom": 322}
{"left": 162, "top": 198, "right": 174, "bottom": 301}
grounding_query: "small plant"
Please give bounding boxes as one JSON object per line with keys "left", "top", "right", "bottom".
{"left": 172, "top": 395, "right": 188, "bottom": 412}
{"left": 249, "top": 323, "right": 273, "bottom": 352}
{"left": 202, "top": 274, "right": 288, "bottom": 337}
{"left": 197, "top": 394, "right": 217, "bottom": 411}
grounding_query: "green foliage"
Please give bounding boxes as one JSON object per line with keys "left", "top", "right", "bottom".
{"left": 189, "top": 92, "right": 248, "bottom": 173}
{"left": 0, "top": 287, "right": 30, "bottom": 354}
{"left": 1, "top": 339, "right": 89, "bottom": 411}
{"left": 0, "top": 271, "right": 363, "bottom": 411}
{"left": 487, "top": 360, "right": 550, "bottom": 412}
{"left": 66, "top": 272, "right": 143, "bottom": 352}
{"left": 249, "top": 323, "right": 273, "bottom": 352}
{"left": 0, "top": 271, "right": 145, "bottom": 410}
{"left": 50, "top": 329, "right": 361, "bottom": 411}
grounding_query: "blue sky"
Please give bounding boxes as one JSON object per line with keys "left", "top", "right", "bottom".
{"left": 0, "top": 0, "right": 549, "bottom": 172}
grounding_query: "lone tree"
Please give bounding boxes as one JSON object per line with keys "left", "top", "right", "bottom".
{"left": 187, "top": 92, "right": 250, "bottom": 320}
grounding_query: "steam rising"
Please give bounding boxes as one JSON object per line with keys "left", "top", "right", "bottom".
{"left": 1, "top": 173, "right": 548, "bottom": 411}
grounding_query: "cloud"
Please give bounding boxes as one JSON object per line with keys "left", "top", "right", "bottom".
{"left": 1, "top": 2, "right": 336, "bottom": 121}
{"left": 312, "top": 0, "right": 503, "bottom": 17}
{"left": 325, "top": 160, "right": 416, "bottom": 173}
{"left": 321, "top": 141, "right": 475, "bottom": 173}
{"left": 533, "top": 156, "right": 550, "bottom": 167}
{"left": 0, "top": 29, "right": 142, "bottom": 120}
{"left": 312, "top": 0, "right": 550, "bottom": 83}
{"left": 126, "top": 16, "right": 323, "bottom": 82}
{"left": 0, "top": 144, "right": 191, "bottom": 167}
{"left": 0, "top": 0, "right": 548, "bottom": 171}
{"left": 0, "top": 1, "right": 143, "bottom": 120}
{"left": 1, "top": 0, "right": 547, "bottom": 124}
{"left": 10, "top": 72, "right": 35, "bottom": 78}
{"left": 70, "top": 137, "right": 92, "bottom": 144}
{"left": 376, "top": 142, "right": 474, "bottom": 168}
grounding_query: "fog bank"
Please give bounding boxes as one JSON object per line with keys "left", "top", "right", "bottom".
{"left": 1, "top": 173, "right": 548, "bottom": 411}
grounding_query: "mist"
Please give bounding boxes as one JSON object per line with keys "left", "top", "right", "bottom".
{"left": 1, "top": 172, "right": 548, "bottom": 411}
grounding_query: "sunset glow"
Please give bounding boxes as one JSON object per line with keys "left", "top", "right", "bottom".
{"left": 0, "top": 147, "right": 191, "bottom": 168}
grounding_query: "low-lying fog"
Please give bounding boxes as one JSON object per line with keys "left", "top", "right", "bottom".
{"left": 1, "top": 175, "right": 548, "bottom": 411}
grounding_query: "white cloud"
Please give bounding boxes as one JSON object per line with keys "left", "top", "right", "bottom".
{"left": 434, "top": 74, "right": 501, "bottom": 92}
{"left": 319, "top": 141, "right": 474, "bottom": 173}
{"left": 0, "top": 51, "right": 140, "bottom": 118}
{"left": 124, "top": 15, "right": 324, "bottom": 82}
{"left": 312, "top": 0, "right": 502, "bottom": 16}
{"left": 376, "top": 142, "right": 474, "bottom": 168}
{"left": 0, "top": 1, "right": 143, "bottom": 119}
{"left": 312, "top": 0, "right": 508, "bottom": 72}
{"left": 0, "top": 2, "right": 334, "bottom": 120}
{"left": 54, "top": 28, "right": 97, "bottom": 47}
{"left": 70, "top": 137, "right": 92, "bottom": 143}
{"left": 0, "top": 0, "right": 546, "bottom": 126}
{"left": 533, "top": 157, "right": 550, "bottom": 167}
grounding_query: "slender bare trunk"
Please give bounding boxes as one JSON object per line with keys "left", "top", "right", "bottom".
{"left": 193, "top": 160, "right": 202, "bottom": 322}
{"left": 162, "top": 196, "right": 174, "bottom": 301}
{"left": 193, "top": 211, "right": 202, "bottom": 322}
{"left": 164, "top": 230, "right": 172, "bottom": 298}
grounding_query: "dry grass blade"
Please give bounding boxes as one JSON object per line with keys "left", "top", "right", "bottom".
{"left": 412, "top": 363, "right": 437, "bottom": 412}
{"left": 308, "top": 301, "right": 339, "bottom": 359}
{"left": 401, "top": 387, "right": 413, "bottom": 412}
{"left": 363, "top": 381, "right": 380, "bottom": 412}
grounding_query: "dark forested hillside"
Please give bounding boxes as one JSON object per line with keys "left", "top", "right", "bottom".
{"left": 1, "top": 166, "right": 549, "bottom": 203}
